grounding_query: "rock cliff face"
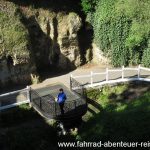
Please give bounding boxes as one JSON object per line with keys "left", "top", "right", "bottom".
{"left": 27, "top": 11, "right": 82, "bottom": 70}
{"left": 92, "top": 43, "right": 110, "bottom": 65}
{"left": 0, "top": 1, "right": 83, "bottom": 86}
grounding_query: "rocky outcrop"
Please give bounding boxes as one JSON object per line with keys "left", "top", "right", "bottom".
{"left": 92, "top": 43, "right": 110, "bottom": 65}
{"left": 0, "top": 0, "right": 83, "bottom": 86}
{"left": 0, "top": 58, "right": 36, "bottom": 87}
{"left": 0, "top": 1, "right": 35, "bottom": 87}
{"left": 36, "top": 11, "right": 82, "bottom": 69}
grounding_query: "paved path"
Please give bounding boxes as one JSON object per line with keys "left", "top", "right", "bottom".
{"left": 31, "top": 64, "right": 109, "bottom": 89}
{"left": 31, "top": 64, "right": 150, "bottom": 89}
{"left": 1, "top": 64, "right": 150, "bottom": 109}
{"left": 0, "top": 64, "right": 105, "bottom": 108}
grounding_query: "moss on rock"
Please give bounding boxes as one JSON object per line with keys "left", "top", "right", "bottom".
{"left": 0, "top": 0, "right": 30, "bottom": 64}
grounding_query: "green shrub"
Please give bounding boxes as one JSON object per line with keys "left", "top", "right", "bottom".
{"left": 0, "top": 2, "right": 29, "bottom": 59}
{"left": 81, "top": 0, "right": 98, "bottom": 14}
{"left": 0, "top": 1, "right": 29, "bottom": 58}
{"left": 92, "top": 0, "right": 150, "bottom": 66}
{"left": 142, "top": 40, "right": 150, "bottom": 67}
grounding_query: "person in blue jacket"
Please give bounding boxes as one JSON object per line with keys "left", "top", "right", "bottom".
{"left": 57, "top": 88, "right": 67, "bottom": 115}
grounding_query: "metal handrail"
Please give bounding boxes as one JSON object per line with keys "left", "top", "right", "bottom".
{"left": 30, "top": 86, "right": 86, "bottom": 119}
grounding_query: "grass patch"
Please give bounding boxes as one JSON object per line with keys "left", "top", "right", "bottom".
{"left": 79, "top": 82, "right": 150, "bottom": 142}
{"left": 1, "top": 82, "right": 150, "bottom": 149}
{"left": 0, "top": 104, "right": 39, "bottom": 128}
{"left": 0, "top": 104, "right": 74, "bottom": 150}
{"left": 0, "top": 1, "right": 29, "bottom": 59}
{"left": 87, "top": 84, "right": 128, "bottom": 108}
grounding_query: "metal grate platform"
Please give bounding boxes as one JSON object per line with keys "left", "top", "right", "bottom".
{"left": 30, "top": 83, "right": 87, "bottom": 120}
{"left": 35, "top": 84, "right": 79, "bottom": 101}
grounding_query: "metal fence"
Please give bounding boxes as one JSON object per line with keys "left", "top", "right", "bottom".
{"left": 0, "top": 84, "right": 87, "bottom": 119}
{"left": 70, "top": 76, "right": 86, "bottom": 98}
{"left": 30, "top": 88, "right": 87, "bottom": 119}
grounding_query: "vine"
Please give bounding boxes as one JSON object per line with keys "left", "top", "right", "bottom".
{"left": 86, "top": 0, "right": 150, "bottom": 67}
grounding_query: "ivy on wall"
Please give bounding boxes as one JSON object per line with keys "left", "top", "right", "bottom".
{"left": 0, "top": 2, "right": 29, "bottom": 59}
{"left": 82, "top": 0, "right": 150, "bottom": 67}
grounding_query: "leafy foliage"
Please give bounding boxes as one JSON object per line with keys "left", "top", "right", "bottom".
{"left": 91, "top": 0, "right": 150, "bottom": 66}
{"left": 80, "top": 83, "right": 150, "bottom": 141}
{"left": 81, "top": 0, "right": 98, "bottom": 14}
{"left": 0, "top": 2, "right": 29, "bottom": 59}
{"left": 142, "top": 40, "right": 150, "bottom": 67}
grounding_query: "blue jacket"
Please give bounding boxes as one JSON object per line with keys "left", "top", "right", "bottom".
{"left": 57, "top": 92, "right": 67, "bottom": 104}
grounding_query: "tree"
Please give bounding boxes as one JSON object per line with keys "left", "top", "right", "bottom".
{"left": 81, "top": 0, "right": 98, "bottom": 14}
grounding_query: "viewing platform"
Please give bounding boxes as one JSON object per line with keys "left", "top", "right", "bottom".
{"left": 30, "top": 83, "right": 87, "bottom": 121}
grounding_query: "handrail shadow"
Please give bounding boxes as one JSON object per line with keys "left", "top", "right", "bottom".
{"left": 87, "top": 97, "right": 103, "bottom": 112}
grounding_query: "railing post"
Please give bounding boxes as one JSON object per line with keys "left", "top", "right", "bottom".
{"left": 40, "top": 97, "right": 42, "bottom": 109}
{"left": 91, "top": 71, "right": 93, "bottom": 85}
{"left": 138, "top": 64, "right": 141, "bottom": 79}
{"left": 106, "top": 68, "right": 109, "bottom": 82}
{"left": 74, "top": 100, "right": 76, "bottom": 109}
{"left": 26, "top": 86, "right": 30, "bottom": 102}
{"left": 84, "top": 88, "right": 87, "bottom": 99}
{"left": 54, "top": 102, "right": 57, "bottom": 116}
{"left": 70, "top": 74, "right": 73, "bottom": 90}
{"left": 122, "top": 66, "right": 124, "bottom": 79}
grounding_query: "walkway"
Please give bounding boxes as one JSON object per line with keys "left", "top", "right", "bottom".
{"left": 31, "top": 64, "right": 109, "bottom": 89}
{"left": 31, "top": 64, "right": 150, "bottom": 89}
{"left": 30, "top": 83, "right": 87, "bottom": 120}
{"left": 1, "top": 64, "right": 150, "bottom": 111}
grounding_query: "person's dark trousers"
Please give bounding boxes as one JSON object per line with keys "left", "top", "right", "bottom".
{"left": 59, "top": 102, "right": 64, "bottom": 115}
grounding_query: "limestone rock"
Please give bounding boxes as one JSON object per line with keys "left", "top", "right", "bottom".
{"left": 0, "top": 0, "right": 83, "bottom": 86}
{"left": 37, "top": 12, "right": 82, "bottom": 69}
{"left": 85, "top": 48, "right": 93, "bottom": 63}
{"left": 92, "top": 43, "right": 110, "bottom": 65}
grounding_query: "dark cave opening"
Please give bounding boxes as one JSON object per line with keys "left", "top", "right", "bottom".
{"left": 78, "top": 21, "right": 94, "bottom": 65}
{"left": 7, "top": 55, "right": 14, "bottom": 68}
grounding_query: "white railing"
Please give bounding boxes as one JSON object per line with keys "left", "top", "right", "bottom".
{"left": 71, "top": 65, "right": 150, "bottom": 88}
{"left": 1, "top": 65, "right": 150, "bottom": 111}
{"left": 0, "top": 86, "right": 30, "bottom": 111}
